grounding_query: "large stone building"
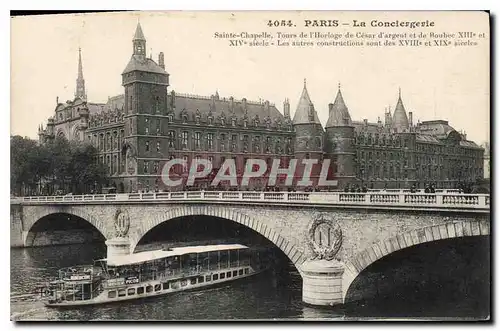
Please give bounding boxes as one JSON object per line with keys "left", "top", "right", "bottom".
{"left": 38, "top": 23, "right": 484, "bottom": 193}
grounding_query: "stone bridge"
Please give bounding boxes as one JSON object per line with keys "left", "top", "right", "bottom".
{"left": 10, "top": 190, "right": 490, "bottom": 307}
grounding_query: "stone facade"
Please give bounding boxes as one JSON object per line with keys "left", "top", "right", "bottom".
{"left": 38, "top": 23, "right": 484, "bottom": 193}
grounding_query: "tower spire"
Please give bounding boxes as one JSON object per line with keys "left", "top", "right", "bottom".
{"left": 75, "top": 47, "right": 86, "bottom": 100}
{"left": 133, "top": 22, "right": 146, "bottom": 56}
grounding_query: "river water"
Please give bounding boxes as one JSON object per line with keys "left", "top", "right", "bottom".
{"left": 10, "top": 236, "right": 490, "bottom": 321}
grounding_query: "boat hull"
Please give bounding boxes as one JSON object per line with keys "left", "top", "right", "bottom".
{"left": 45, "top": 266, "right": 267, "bottom": 308}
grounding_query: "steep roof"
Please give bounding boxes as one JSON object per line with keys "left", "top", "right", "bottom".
{"left": 88, "top": 92, "right": 286, "bottom": 126}
{"left": 326, "top": 86, "right": 352, "bottom": 127}
{"left": 392, "top": 89, "right": 409, "bottom": 129}
{"left": 352, "top": 120, "right": 382, "bottom": 134}
{"left": 171, "top": 93, "right": 285, "bottom": 124}
{"left": 416, "top": 120, "right": 455, "bottom": 139}
{"left": 133, "top": 22, "right": 146, "bottom": 41}
{"left": 122, "top": 55, "right": 168, "bottom": 75}
{"left": 292, "top": 80, "right": 321, "bottom": 125}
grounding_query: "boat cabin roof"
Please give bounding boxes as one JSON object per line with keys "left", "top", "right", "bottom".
{"left": 101, "top": 244, "right": 249, "bottom": 267}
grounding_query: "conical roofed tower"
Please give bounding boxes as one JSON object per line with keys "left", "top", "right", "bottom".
{"left": 324, "top": 83, "right": 355, "bottom": 189}
{"left": 292, "top": 79, "right": 324, "bottom": 189}
{"left": 326, "top": 84, "right": 352, "bottom": 127}
{"left": 292, "top": 79, "right": 322, "bottom": 125}
{"left": 392, "top": 88, "right": 409, "bottom": 131}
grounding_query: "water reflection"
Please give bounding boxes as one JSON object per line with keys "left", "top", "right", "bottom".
{"left": 10, "top": 235, "right": 490, "bottom": 321}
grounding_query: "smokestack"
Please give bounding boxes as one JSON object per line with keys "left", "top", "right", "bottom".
{"left": 158, "top": 52, "right": 165, "bottom": 69}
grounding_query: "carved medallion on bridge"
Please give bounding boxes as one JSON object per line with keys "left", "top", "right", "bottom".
{"left": 307, "top": 214, "right": 343, "bottom": 261}
{"left": 114, "top": 209, "right": 130, "bottom": 237}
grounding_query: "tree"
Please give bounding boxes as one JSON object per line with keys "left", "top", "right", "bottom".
{"left": 10, "top": 135, "right": 109, "bottom": 196}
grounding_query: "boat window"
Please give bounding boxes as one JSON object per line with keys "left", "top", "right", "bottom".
{"left": 118, "top": 289, "right": 126, "bottom": 297}
{"left": 205, "top": 275, "right": 211, "bottom": 282}
{"left": 162, "top": 282, "right": 169, "bottom": 290}
{"left": 128, "top": 288, "right": 136, "bottom": 296}
{"left": 233, "top": 270, "right": 238, "bottom": 277}
{"left": 181, "top": 279, "right": 188, "bottom": 287}
{"left": 220, "top": 273, "right": 225, "bottom": 279}
{"left": 213, "top": 274, "right": 219, "bottom": 281}
{"left": 137, "top": 287, "right": 144, "bottom": 294}
{"left": 154, "top": 284, "right": 161, "bottom": 292}
{"left": 146, "top": 285, "right": 153, "bottom": 293}
{"left": 198, "top": 276, "right": 204, "bottom": 283}
{"left": 190, "top": 278, "right": 197, "bottom": 285}
{"left": 226, "top": 271, "right": 231, "bottom": 278}
{"left": 239, "top": 269, "right": 243, "bottom": 276}
{"left": 108, "top": 290, "right": 117, "bottom": 298}
{"left": 244, "top": 268, "right": 249, "bottom": 274}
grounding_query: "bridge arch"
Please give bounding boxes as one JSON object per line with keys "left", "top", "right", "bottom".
{"left": 129, "top": 205, "right": 306, "bottom": 272}
{"left": 24, "top": 207, "right": 109, "bottom": 247}
{"left": 342, "top": 219, "right": 490, "bottom": 302}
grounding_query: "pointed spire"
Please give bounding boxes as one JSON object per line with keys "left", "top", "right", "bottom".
{"left": 77, "top": 48, "right": 83, "bottom": 79}
{"left": 326, "top": 83, "right": 352, "bottom": 127}
{"left": 75, "top": 48, "right": 86, "bottom": 100}
{"left": 132, "top": 22, "right": 146, "bottom": 56}
{"left": 392, "top": 88, "right": 409, "bottom": 130}
{"left": 292, "top": 79, "right": 321, "bottom": 125}
{"left": 133, "top": 22, "right": 146, "bottom": 41}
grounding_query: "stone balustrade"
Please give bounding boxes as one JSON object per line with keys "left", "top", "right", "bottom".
{"left": 12, "top": 191, "right": 490, "bottom": 212}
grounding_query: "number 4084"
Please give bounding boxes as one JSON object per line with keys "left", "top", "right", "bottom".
{"left": 267, "top": 20, "right": 295, "bottom": 27}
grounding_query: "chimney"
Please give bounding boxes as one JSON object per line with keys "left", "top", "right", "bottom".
{"left": 242, "top": 98, "right": 247, "bottom": 109}
{"left": 159, "top": 52, "right": 165, "bottom": 69}
{"left": 408, "top": 111, "right": 413, "bottom": 127}
{"left": 211, "top": 94, "right": 216, "bottom": 111}
{"left": 170, "top": 90, "right": 176, "bottom": 109}
{"left": 363, "top": 119, "right": 368, "bottom": 126}
{"left": 229, "top": 96, "right": 234, "bottom": 112}
{"left": 283, "top": 98, "right": 290, "bottom": 118}
{"left": 264, "top": 100, "right": 270, "bottom": 113}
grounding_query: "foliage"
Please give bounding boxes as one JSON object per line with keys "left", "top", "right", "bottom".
{"left": 10, "top": 135, "right": 108, "bottom": 195}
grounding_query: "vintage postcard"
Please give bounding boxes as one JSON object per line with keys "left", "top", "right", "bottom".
{"left": 10, "top": 11, "right": 490, "bottom": 321}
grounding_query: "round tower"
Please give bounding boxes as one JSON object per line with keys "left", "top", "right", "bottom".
{"left": 325, "top": 84, "right": 356, "bottom": 190}
{"left": 292, "top": 79, "right": 325, "bottom": 189}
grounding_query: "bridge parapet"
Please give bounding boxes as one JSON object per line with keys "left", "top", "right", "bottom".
{"left": 12, "top": 191, "right": 490, "bottom": 213}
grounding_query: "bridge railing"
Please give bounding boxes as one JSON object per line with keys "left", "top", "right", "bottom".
{"left": 13, "top": 191, "right": 490, "bottom": 210}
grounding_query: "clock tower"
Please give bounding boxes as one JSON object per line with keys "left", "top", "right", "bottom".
{"left": 122, "top": 22, "right": 169, "bottom": 192}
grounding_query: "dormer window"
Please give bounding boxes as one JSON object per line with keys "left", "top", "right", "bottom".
{"left": 243, "top": 120, "right": 248, "bottom": 128}
{"left": 208, "top": 116, "right": 213, "bottom": 125}
{"left": 232, "top": 118, "right": 236, "bottom": 127}
{"left": 167, "top": 114, "right": 173, "bottom": 123}
{"left": 182, "top": 114, "right": 188, "bottom": 123}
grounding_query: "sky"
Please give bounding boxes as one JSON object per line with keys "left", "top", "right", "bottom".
{"left": 10, "top": 11, "right": 490, "bottom": 144}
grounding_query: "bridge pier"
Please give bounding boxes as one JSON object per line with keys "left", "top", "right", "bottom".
{"left": 105, "top": 237, "right": 132, "bottom": 262}
{"left": 300, "top": 260, "right": 345, "bottom": 307}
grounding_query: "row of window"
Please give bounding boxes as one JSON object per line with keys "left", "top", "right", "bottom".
{"left": 107, "top": 268, "right": 250, "bottom": 299}
{"left": 88, "top": 129, "right": 125, "bottom": 152}
{"left": 143, "top": 131, "right": 293, "bottom": 154}
{"left": 355, "top": 134, "right": 409, "bottom": 148}
{"left": 142, "top": 155, "right": 291, "bottom": 174}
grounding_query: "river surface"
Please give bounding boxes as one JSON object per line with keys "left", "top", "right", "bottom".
{"left": 10, "top": 236, "right": 490, "bottom": 321}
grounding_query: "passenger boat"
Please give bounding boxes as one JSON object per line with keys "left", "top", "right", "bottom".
{"left": 40, "top": 244, "right": 271, "bottom": 307}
